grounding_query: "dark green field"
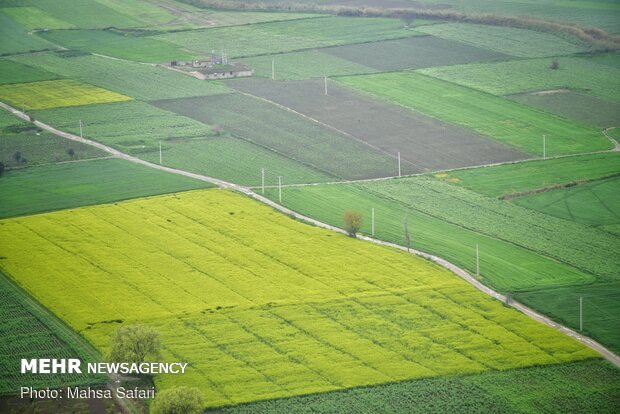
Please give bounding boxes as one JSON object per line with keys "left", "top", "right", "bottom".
{"left": 0, "top": 59, "right": 58, "bottom": 85}
{"left": 324, "top": 35, "right": 509, "bottom": 71}
{"left": 0, "top": 273, "right": 105, "bottom": 394}
{"left": 223, "top": 359, "right": 620, "bottom": 414}
{"left": 510, "top": 91, "right": 620, "bottom": 128}
{"left": 517, "top": 283, "right": 620, "bottom": 355}
{"left": 0, "top": 158, "right": 211, "bottom": 218}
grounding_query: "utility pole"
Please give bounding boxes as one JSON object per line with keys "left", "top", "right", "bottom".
{"left": 79, "top": 120, "right": 83, "bottom": 139}
{"left": 261, "top": 168, "right": 265, "bottom": 194}
{"left": 271, "top": 60, "right": 275, "bottom": 80}
{"left": 371, "top": 207, "right": 375, "bottom": 236}
{"left": 476, "top": 244, "right": 480, "bottom": 277}
{"left": 159, "top": 141, "right": 162, "bottom": 164}
{"left": 543, "top": 134, "right": 546, "bottom": 160}
{"left": 579, "top": 296, "right": 583, "bottom": 331}
{"left": 278, "top": 176, "right": 282, "bottom": 203}
{"left": 324, "top": 75, "right": 328, "bottom": 96}
{"left": 398, "top": 152, "right": 401, "bottom": 177}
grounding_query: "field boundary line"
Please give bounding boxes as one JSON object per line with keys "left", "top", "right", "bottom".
{"left": 1, "top": 100, "right": 618, "bottom": 369}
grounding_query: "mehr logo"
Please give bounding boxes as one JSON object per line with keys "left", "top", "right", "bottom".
{"left": 21, "top": 359, "right": 81, "bottom": 374}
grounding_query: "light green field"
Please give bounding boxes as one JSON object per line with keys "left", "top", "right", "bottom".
{"left": 0, "top": 10, "right": 58, "bottom": 55}
{"left": 1, "top": 6, "right": 74, "bottom": 30}
{"left": 417, "top": 23, "right": 588, "bottom": 58}
{"left": 155, "top": 16, "right": 423, "bottom": 58}
{"left": 0, "top": 0, "right": 143, "bottom": 29}
{"left": 0, "top": 158, "right": 211, "bottom": 218}
{"left": 514, "top": 176, "right": 620, "bottom": 227}
{"left": 419, "top": 57, "right": 620, "bottom": 103}
{"left": 243, "top": 49, "right": 375, "bottom": 80}
{"left": 339, "top": 72, "right": 610, "bottom": 156}
{"left": 9, "top": 52, "right": 229, "bottom": 100}
{"left": 0, "top": 79, "right": 132, "bottom": 110}
{"left": 0, "top": 190, "right": 597, "bottom": 408}
{"left": 38, "top": 29, "right": 199, "bottom": 63}
{"left": 438, "top": 152, "right": 620, "bottom": 198}
{"left": 32, "top": 101, "right": 214, "bottom": 151}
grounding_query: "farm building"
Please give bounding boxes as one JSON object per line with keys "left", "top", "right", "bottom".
{"left": 168, "top": 58, "right": 254, "bottom": 80}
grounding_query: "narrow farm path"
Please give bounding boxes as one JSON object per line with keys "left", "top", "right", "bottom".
{"left": 604, "top": 127, "right": 620, "bottom": 151}
{"left": 1, "top": 101, "right": 618, "bottom": 370}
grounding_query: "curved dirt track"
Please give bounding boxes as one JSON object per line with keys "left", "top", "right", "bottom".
{"left": 1, "top": 101, "right": 618, "bottom": 369}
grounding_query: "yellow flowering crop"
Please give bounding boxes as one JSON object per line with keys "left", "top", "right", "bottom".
{"left": 0, "top": 79, "right": 131, "bottom": 110}
{"left": 0, "top": 189, "right": 598, "bottom": 408}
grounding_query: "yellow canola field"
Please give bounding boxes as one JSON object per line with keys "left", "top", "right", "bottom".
{"left": 0, "top": 79, "right": 131, "bottom": 110}
{"left": 0, "top": 189, "right": 597, "bottom": 408}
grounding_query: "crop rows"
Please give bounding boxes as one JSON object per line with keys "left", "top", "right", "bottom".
{"left": 0, "top": 190, "right": 596, "bottom": 408}
{"left": 153, "top": 93, "right": 402, "bottom": 180}
{"left": 223, "top": 359, "right": 620, "bottom": 414}
{"left": 360, "top": 176, "right": 620, "bottom": 281}
{"left": 0, "top": 274, "right": 104, "bottom": 394}
{"left": 229, "top": 78, "right": 527, "bottom": 172}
